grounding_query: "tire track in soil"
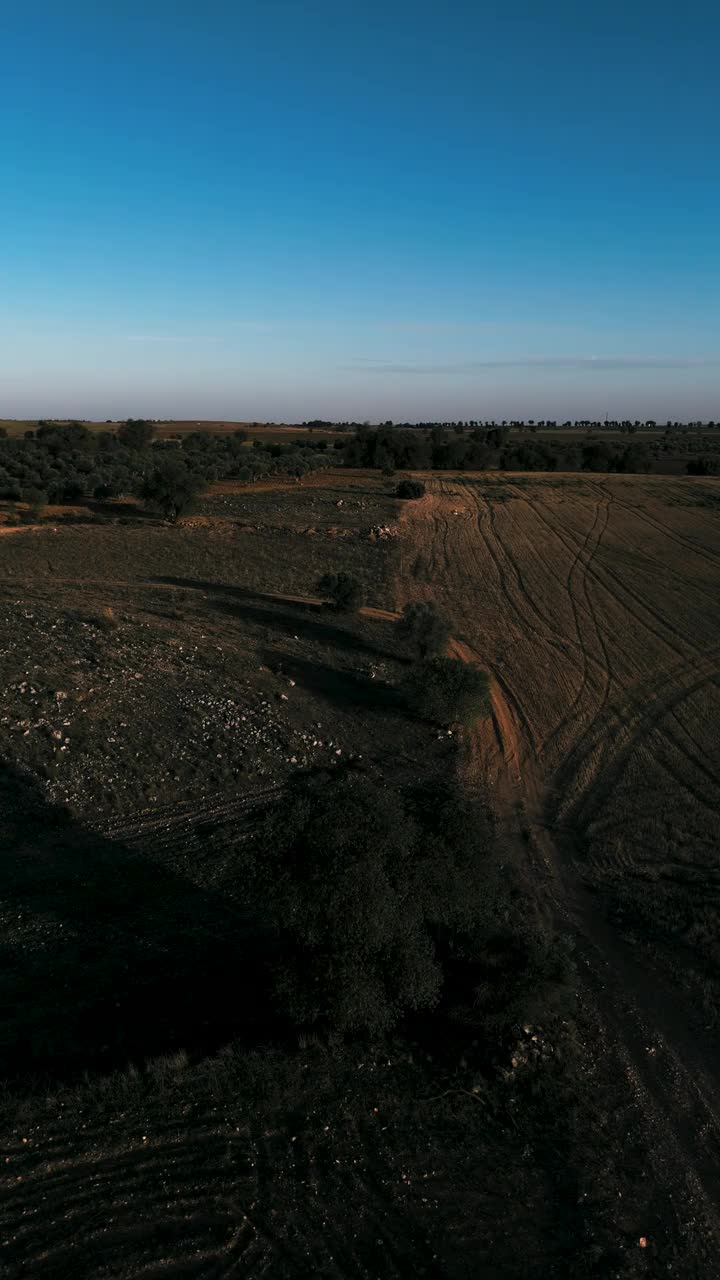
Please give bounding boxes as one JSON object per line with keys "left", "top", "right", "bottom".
{"left": 3, "top": 1111, "right": 441, "bottom": 1280}
{"left": 393, "top": 485, "right": 538, "bottom": 777}
{"left": 581, "top": 479, "right": 720, "bottom": 615}
{"left": 507, "top": 482, "right": 701, "bottom": 665}
{"left": 436, "top": 491, "right": 545, "bottom": 760}
{"left": 397, "top": 478, "right": 720, "bottom": 1269}
{"left": 539, "top": 495, "right": 613, "bottom": 760}
{"left": 463, "top": 482, "right": 617, "bottom": 763}
{"left": 443, "top": 499, "right": 564, "bottom": 759}
{"left": 2, "top": 1129, "right": 268, "bottom": 1280}
{"left": 506, "top": 481, "right": 720, "bottom": 786}
{"left": 468, "top": 484, "right": 586, "bottom": 675}
{"left": 566, "top": 656, "right": 720, "bottom": 832}
{"left": 102, "top": 784, "right": 284, "bottom": 843}
{"left": 517, "top": 481, "right": 717, "bottom": 808}
{"left": 550, "top": 645, "right": 720, "bottom": 829}
{"left": 475, "top": 482, "right": 616, "bottom": 762}
{"left": 587, "top": 477, "right": 720, "bottom": 574}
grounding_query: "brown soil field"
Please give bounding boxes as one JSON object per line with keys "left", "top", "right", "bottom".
{"left": 3, "top": 467, "right": 720, "bottom": 1276}
{"left": 393, "top": 470, "right": 720, "bottom": 1260}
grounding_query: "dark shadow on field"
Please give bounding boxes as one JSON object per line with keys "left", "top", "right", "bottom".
{"left": 261, "top": 648, "right": 408, "bottom": 716}
{"left": 152, "top": 576, "right": 395, "bottom": 659}
{"left": 84, "top": 498, "right": 154, "bottom": 518}
{"left": 0, "top": 762, "right": 278, "bottom": 1084}
{"left": 43, "top": 500, "right": 157, "bottom": 522}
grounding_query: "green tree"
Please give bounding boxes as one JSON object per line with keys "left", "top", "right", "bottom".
{"left": 140, "top": 460, "right": 202, "bottom": 521}
{"left": 316, "top": 571, "right": 363, "bottom": 612}
{"left": 397, "top": 601, "right": 450, "bottom": 660}
{"left": 402, "top": 656, "right": 490, "bottom": 725}
{"left": 119, "top": 419, "right": 155, "bottom": 449}
{"left": 243, "top": 773, "right": 495, "bottom": 1033}
{"left": 21, "top": 486, "right": 48, "bottom": 519}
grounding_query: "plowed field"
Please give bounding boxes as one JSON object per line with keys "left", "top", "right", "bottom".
{"left": 395, "top": 471, "right": 720, "bottom": 1258}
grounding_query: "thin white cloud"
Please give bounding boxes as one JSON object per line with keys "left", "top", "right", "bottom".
{"left": 346, "top": 356, "right": 720, "bottom": 375}
{"left": 126, "top": 335, "right": 223, "bottom": 344}
{"left": 375, "top": 321, "right": 509, "bottom": 334}
{"left": 374, "top": 320, "right": 602, "bottom": 336}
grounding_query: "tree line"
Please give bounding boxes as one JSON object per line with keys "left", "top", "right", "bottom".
{"left": 1, "top": 420, "right": 717, "bottom": 512}
{"left": 0, "top": 420, "right": 334, "bottom": 518}
{"left": 341, "top": 423, "right": 720, "bottom": 475}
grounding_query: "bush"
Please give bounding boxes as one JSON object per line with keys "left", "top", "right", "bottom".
{"left": 140, "top": 460, "right": 203, "bottom": 521}
{"left": 61, "top": 479, "right": 85, "bottom": 502}
{"left": 118, "top": 419, "right": 155, "bottom": 449}
{"left": 316, "top": 571, "right": 364, "bottom": 612}
{"left": 397, "top": 601, "right": 450, "bottom": 659}
{"left": 687, "top": 456, "right": 718, "bottom": 476}
{"left": 396, "top": 479, "right": 426, "bottom": 499}
{"left": 402, "top": 656, "right": 490, "bottom": 725}
{"left": 21, "top": 486, "right": 48, "bottom": 518}
{"left": 243, "top": 773, "right": 495, "bottom": 1034}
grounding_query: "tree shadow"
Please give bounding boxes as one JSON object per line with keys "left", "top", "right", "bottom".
{"left": 85, "top": 498, "right": 156, "bottom": 520}
{"left": 152, "top": 576, "right": 395, "bottom": 659}
{"left": 0, "top": 762, "right": 278, "bottom": 1084}
{"left": 261, "top": 648, "right": 407, "bottom": 717}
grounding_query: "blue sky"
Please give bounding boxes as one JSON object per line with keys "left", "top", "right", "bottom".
{"left": 2, "top": 0, "right": 718, "bottom": 420}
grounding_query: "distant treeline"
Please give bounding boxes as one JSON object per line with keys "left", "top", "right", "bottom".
{"left": 305, "top": 417, "right": 720, "bottom": 431}
{"left": 342, "top": 424, "right": 720, "bottom": 476}
{"left": 0, "top": 420, "right": 333, "bottom": 508}
{"left": 1, "top": 419, "right": 718, "bottom": 504}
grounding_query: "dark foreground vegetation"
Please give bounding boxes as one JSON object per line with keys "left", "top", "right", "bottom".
{"left": 0, "top": 756, "right": 664, "bottom": 1278}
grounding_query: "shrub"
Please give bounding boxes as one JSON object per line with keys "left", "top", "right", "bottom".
{"left": 21, "top": 486, "right": 48, "bottom": 518}
{"left": 687, "top": 456, "right": 718, "bottom": 476}
{"left": 61, "top": 479, "right": 85, "bottom": 502}
{"left": 83, "top": 605, "right": 119, "bottom": 632}
{"left": 243, "top": 773, "right": 495, "bottom": 1034}
{"left": 397, "top": 601, "right": 450, "bottom": 659}
{"left": 140, "top": 460, "right": 203, "bottom": 521}
{"left": 396, "top": 479, "right": 426, "bottom": 499}
{"left": 402, "top": 656, "right": 490, "bottom": 725}
{"left": 118, "top": 419, "right": 155, "bottom": 449}
{"left": 316, "top": 571, "right": 363, "bottom": 612}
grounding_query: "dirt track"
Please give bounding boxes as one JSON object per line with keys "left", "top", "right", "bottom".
{"left": 396, "top": 473, "right": 720, "bottom": 1264}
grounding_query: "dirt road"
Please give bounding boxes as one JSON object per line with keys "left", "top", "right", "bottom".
{"left": 396, "top": 473, "right": 720, "bottom": 1267}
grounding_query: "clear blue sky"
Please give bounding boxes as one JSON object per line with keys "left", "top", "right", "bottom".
{"left": 2, "top": 0, "right": 718, "bottom": 421}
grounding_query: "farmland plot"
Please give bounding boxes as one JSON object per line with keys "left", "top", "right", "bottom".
{"left": 396, "top": 474, "right": 720, "bottom": 863}
{"left": 395, "top": 470, "right": 720, "bottom": 1251}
